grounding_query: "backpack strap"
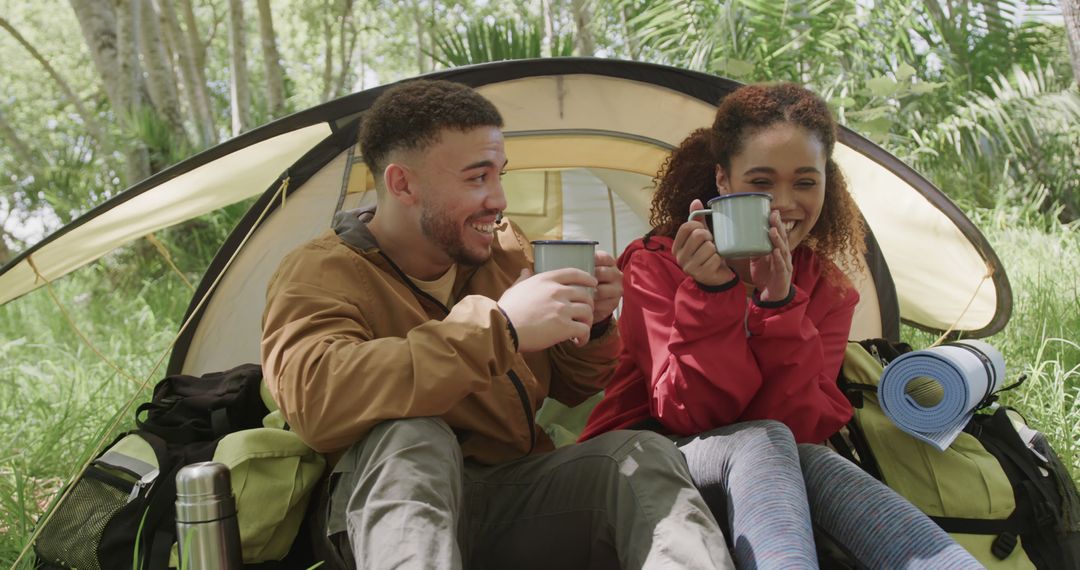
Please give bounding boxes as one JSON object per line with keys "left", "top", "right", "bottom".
{"left": 929, "top": 515, "right": 1021, "bottom": 535}
{"left": 132, "top": 431, "right": 181, "bottom": 570}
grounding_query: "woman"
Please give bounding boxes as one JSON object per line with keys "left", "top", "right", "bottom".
{"left": 580, "top": 83, "right": 979, "bottom": 569}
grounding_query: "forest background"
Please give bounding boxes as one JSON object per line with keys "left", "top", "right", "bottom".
{"left": 0, "top": 0, "right": 1078, "bottom": 565}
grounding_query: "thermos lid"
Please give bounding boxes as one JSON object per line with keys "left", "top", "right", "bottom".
{"left": 175, "top": 462, "right": 236, "bottom": 522}
{"left": 176, "top": 462, "right": 232, "bottom": 499}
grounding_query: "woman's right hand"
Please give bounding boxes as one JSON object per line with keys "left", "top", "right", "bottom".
{"left": 672, "top": 199, "right": 737, "bottom": 287}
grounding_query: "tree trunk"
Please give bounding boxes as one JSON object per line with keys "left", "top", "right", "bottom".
{"left": 227, "top": 0, "right": 252, "bottom": 134}
{"left": 570, "top": 0, "right": 595, "bottom": 56}
{"left": 335, "top": 0, "right": 357, "bottom": 98}
{"left": 1064, "top": 0, "right": 1080, "bottom": 86}
{"left": 410, "top": 0, "right": 427, "bottom": 73}
{"left": 352, "top": 9, "right": 367, "bottom": 92}
{"left": 137, "top": 0, "right": 188, "bottom": 141}
{"left": 68, "top": 0, "right": 123, "bottom": 108}
{"left": 256, "top": 0, "right": 287, "bottom": 117}
{"left": 116, "top": 0, "right": 152, "bottom": 182}
{"left": 179, "top": 0, "right": 219, "bottom": 133}
{"left": 621, "top": 5, "right": 639, "bottom": 59}
{"left": 159, "top": 0, "right": 216, "bottom": 145}
{"left": 321, "top": 0, "right": 335, "bottom": 101}
{"left": 178, "top": 0, "right": 206, "bottom": 70}
{"left": 0, "top": 16, "right": 111, "bottom": 155}
{"left": 541, "top": 0, "right": 556, "bottom": 57}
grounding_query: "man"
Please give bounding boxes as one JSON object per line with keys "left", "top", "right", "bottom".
{"left": 261, "top": 79, "right": 732, "bottom": 569}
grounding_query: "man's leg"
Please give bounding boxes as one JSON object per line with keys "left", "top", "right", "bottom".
{"left": 322, "top": 417, "right": 465, "bottom": 570}
{"left": 460, "top": 430, "right": 734, "bottom": 570}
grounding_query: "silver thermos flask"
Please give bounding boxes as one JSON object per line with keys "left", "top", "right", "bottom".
{"left": 175, "top": 462, "right": 244, "bottom": 569}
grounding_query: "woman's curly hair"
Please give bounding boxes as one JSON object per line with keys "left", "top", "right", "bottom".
{"left": 649, "top": 83, "right": 864, "bottom": 269}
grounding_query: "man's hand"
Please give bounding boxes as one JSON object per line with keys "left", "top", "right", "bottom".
{"left": 592, "top": 250, "right": 622, "bottom": 324}
{"left": 498, "top": 268, "right": 597, "bottom": 351}
{"left": 672, "top": 199, "right": 737, "bottom": 287}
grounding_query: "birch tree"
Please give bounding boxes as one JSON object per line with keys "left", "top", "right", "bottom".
{"left": 227, "top": 0, "right": 252, "bottom": 134}
{"left": 257, "top": 0, "right": 288, "bottom": 117}
{"left": 570, "top": 0, "right": 594, "bottom": 56}
{"left": 158, "top": 0, "right": 216, "bottom": 145}
{"left": 334, "top": 0, "right": 358, "bottom": 99}
{"left": 177, "top": 0, "right": 219, "bottom": 137}
{"left": 1064, "top": 0, "right": 1080, "bottom": 86}
{"left": 320, "top": 0, "right": 336, "bottom": 101}
{"left": 137, "top": 0, "right": 187, "bottom": 140}
{"left": 68, "top": 0, "right": 151, "bottom": 184}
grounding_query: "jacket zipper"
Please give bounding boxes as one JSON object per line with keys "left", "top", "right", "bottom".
{"left": 378, "top": 253, "right": 537, "bottom": 453}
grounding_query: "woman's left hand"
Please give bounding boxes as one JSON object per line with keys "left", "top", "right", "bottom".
{"left": 730, "top": 210, "right": 793, "bottom": 302}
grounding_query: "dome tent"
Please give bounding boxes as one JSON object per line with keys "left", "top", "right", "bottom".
{"left": 0, "top": 58, "right": 1011, "bottom": 379}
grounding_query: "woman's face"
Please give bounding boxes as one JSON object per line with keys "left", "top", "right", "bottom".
{"left": 715, "top": 123, "right": 827, "bottom": 249}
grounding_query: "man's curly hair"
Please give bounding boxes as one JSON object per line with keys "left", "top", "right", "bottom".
{"left": 649, "top": 83, "right": 864, "bottom": 269}
{"left": 359, "top": 79, "right": 504, "bottom": 178}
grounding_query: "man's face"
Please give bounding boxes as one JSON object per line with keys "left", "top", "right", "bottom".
{"left": 408, "top": 126, "right": 508, "bottom": 266}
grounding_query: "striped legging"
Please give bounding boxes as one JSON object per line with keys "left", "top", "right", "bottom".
{"left": 676, "top": 421, "right": 982, "bottom": 569}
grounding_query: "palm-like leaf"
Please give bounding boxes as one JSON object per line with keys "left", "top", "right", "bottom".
{"left": 431, "top": 17, "right": 574, "bottom": 67}
{"left": 905, "top": 60, "right": 1080, "bottom": 218}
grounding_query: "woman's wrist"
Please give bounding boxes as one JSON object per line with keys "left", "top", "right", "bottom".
{"left": 696, "top": 273, "right": 740, "bottom": 293}
{"left": 753, "top": 285, "right": 795, "bottom": 308}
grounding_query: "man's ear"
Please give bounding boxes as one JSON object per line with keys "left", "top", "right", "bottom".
{"left": 383, "top": 163, "right": 418, "bottom": 205}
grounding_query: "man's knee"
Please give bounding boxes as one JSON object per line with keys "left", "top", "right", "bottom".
{"left": 589, "top": 429, "right": 692, "bottom": 480}
{"left": 333, "top": 417, "right": 464, "bottom": 501}
{"left": 357, "top": 416, "right": 462, "bottom": 466}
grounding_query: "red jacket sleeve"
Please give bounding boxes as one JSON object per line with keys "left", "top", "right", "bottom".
{"left": 620, "top": 249, "right": 764, "bottom": 435}
{"left": 740, "top": 282, "right": 857, "bottom": 442}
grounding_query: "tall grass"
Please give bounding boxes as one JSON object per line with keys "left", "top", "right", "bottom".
{"left": 0, "top": 202, "right": 1077, "bottom": 567}
{"left": 902, "top": 205, "right": 1080, "bottom": 482}
{"left": 0, "top": 215, "right": 223, "bottom": 567}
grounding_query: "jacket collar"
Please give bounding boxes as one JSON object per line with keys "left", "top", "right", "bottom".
{"left": 331, "top": 206, "right": 507, "bottom": 301}
{"left": 333, "top": 207, "right": 379, "bottom": 251}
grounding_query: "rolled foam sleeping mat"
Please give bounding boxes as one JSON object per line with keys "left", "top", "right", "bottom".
{"left": 877, "top": 340, "right": 1007, "bottom": 451}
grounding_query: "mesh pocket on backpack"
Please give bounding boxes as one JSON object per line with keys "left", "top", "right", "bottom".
{"left": 34, "top": 466, "right": 132, "bottom": 570}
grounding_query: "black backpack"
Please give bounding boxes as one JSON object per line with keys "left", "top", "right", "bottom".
{"left": 33, "top": 364, "right": 317, "bottom": 570}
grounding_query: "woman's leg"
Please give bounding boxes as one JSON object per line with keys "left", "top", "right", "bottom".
{"left": 678, "top": 420, "right": 818, "bottom": 570}
{"left": 798, "top": 443, "right": 982, "bottom": 569}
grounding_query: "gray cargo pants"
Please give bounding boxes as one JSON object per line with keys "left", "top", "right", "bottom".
{"left": 312, "top": 417, "right": 734, "bottom": 570}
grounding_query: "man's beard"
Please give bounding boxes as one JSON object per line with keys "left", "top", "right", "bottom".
{"left": 419, "top": 201, "right": 492, "bottom": 266}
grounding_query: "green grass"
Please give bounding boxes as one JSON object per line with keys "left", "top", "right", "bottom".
{"left": 0, "top": 203, "right": 1077, "bottom": 567}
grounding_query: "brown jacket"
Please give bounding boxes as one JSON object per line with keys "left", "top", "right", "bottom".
{"left": 261, "top": 209, "right": 620, "bottom": 465}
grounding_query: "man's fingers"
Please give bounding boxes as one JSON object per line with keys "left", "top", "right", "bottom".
{"left": 543, "top": 267, "right": 599, "bottom": 288}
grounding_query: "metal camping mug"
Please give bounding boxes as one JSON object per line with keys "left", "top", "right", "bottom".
{"left": 687, "top": 192, "right": 774, "bottom": 259}
{"left": 175, "top": 462, "right": 243, "bottom": 570}
{"left": 531, "top": 240, "right": 598, "bottom": 275}
{"left": 531, "top": 239, "right": 599, "bottom": 296}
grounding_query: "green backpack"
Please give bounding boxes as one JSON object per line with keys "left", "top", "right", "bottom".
{"left": 833, "top": 340, "right": 1080, "bottom": 570}
{"left": 33, "top": 364, "right": 326, "bottom": 569}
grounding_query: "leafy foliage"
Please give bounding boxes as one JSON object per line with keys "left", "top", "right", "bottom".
{"left": 432, "top": 17, "right": 575, "bottom": 67}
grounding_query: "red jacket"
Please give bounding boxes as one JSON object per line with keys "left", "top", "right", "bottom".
{"left": 580, "top": 236, "right": 857, "bottom": 444}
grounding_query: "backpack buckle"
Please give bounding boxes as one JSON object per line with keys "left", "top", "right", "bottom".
{"left": 990, "top": 532, "right": 1017, "bottom": 559}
